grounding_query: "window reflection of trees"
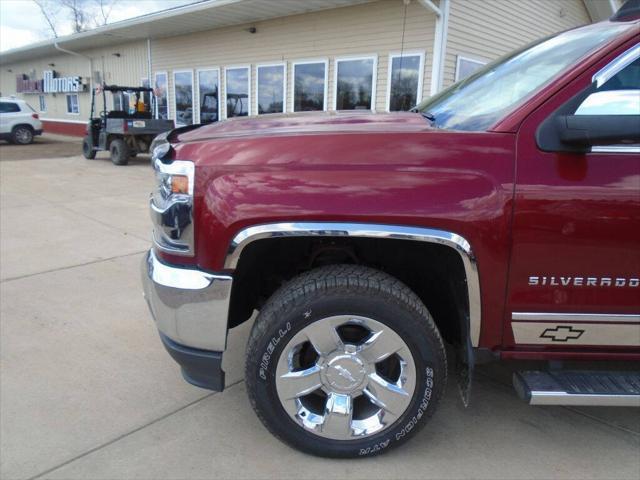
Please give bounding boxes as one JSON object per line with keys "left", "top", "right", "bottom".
{"left": 154, "top": 73, "right": 168, "bottom": 120}
{"left": 199, "top": 70, "right": 219, "bottom": 123}
{"left": 226, "top": 68, "right": 249, "bottom": 117}
{"left": 294, "top": 63, "right": 325, "bottom": 111}
{"left": 336, "top": 59, "right": 374, "bottom": 110}
{"left": 258, "top": 65, "right": 284, "bottom": 114}
{"left": 175, "top": 72, "right": 193, "bottom": 125}
{"left": 390, "top": 56, "right": 420, "bottom": 111}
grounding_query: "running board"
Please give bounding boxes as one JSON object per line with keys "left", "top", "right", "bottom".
{"left": 513, "top": 370, "right": 640, "bottom": 407}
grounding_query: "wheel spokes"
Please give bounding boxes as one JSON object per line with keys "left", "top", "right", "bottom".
{"left": 304, "top": 321, "right": 343, "bottom": 356}
{"left": 358, "top": 329, "right": 405, "bottom": 363}
{"left": 364, "top": 373, "right": 410, "bottom": 417}
{"left": 322, "top": 392, "right": 353, "bottom": 438}
{"left": 274, "top": 314, "right": 418, "bottom": 441}
{"left": 278, "top": 365, "right": 322, "bottom": 400}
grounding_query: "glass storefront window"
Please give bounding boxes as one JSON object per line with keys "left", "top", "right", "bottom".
{"left": 257, "top": 64, "right": 285, "bottom": 114}
{"left": 293, "top": 61, "right": 327, "bottom": 111}
{"left": 198, "top": 69, "right": 220, "bottom": 124}
{"left": 225, "top": 67, "right": 250, "bottom": 117}
{"left": 334, "top": 57, "right": 376, "bottom": 110}
{"left": 141, "top": 78, "right": 151, "bottom": 111}
{"left": 387, "top": 53, "right": 424, "bottom": 111}
{"left": 154, "top": 72, "right": 169, "bottom": 120}
{"left": 455, "top": 56, "right": 486, "bottom": 82}
{"left": 173, "top": 70, "right": 194, "bottom": 126}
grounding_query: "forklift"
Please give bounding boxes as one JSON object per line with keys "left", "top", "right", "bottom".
{"left": 82, "top": 84, "right": 174, "bottom": 165}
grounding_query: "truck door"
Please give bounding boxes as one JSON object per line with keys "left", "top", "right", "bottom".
{"left": 505, "top": 43, "right": 640, "bottom": 351}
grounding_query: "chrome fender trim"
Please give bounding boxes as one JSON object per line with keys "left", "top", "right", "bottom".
{"left": 225, "top": 222, "right": 481, "bottom": 347}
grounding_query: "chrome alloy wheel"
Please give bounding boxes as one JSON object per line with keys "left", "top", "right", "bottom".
{"left": 275, "top": 315, "right": 416, "bottom": 440}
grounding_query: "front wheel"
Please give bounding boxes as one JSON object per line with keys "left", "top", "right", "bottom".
{"left": 82, "top": 136, "right": 96, "bottom": 159}
{"left": 245, "top": 265, "right": 447, "bottom": 458}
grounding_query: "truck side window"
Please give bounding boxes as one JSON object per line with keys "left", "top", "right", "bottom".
{"left": 575, "top": 58, "right": 639, "bottom": 116}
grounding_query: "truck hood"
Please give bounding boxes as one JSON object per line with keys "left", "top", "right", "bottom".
{"left": 173, "top": 111, "right": 432, "bottom": 143}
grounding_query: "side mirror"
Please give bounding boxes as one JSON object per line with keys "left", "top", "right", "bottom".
{"left": 537, "top": 89, "right": 640, "bottom": 153}
{"left": 558, "top": 114, "right": 640, "bottom": 149}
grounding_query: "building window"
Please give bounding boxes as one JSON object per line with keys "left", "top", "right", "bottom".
{"left": 334, "top": 56, "right": 377, "bottom": 110}
{"left": 173, "top": 70, "right": 194, "bottom": 126}
{"left": 455, "top": 55, "right": 487, "bottom": 82}
{"left": 387, "top": 52, "right": 424, "bottom": 111}
{"left": 66, "top": 94, "right": 79, "bottom": 114}
{"left": 197, "top": 69, "right": 220, "bottom": 124}
{"left": 112, "top": 92, "right": 129, "bottom": 111}
{"left": 225, "top": 66, "right": 250, "bottom": 118}
{"left": 38, "top": 95, "right": 46, "bottom": 112}
{"left": 154, "top": 72, "right": 169, "bottom": 120}
{"left": 141, "top": 78, "right": 151, "bottom": 111}
{"left": 292, "top": 60, "right": 327, "bottom": 112}
{"left": 256, "top": 63, "right": 286, "bottom": 114}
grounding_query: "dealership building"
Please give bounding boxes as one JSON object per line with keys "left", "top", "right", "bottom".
{"left": 0, "top": 0, "right": 622, "bottom": 136}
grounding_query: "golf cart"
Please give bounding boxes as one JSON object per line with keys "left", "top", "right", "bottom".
{"left": 82, "top": 84, "right": 174, "bottom": 165}
{"left": 200, "top": 90, "right": 219, "bottom": 124}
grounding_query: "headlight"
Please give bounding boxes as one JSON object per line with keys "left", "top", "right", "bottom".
{"left": 150, "top": 159, "right": 195, "bottom": 256}
{"left": 155, "top": 160, "right": 193, "bottom": 196}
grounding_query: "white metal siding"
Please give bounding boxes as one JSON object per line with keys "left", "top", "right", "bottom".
{"left": 0, "top": 41, "right": 148, "bottom": 123}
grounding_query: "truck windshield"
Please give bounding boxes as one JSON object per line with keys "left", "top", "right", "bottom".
{"left": 415, "top": 22, "right": 633, "bottom": 131}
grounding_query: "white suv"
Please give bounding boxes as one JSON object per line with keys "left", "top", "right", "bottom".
{"left": 0, "top": 97, "right": 43, "bottom": 145}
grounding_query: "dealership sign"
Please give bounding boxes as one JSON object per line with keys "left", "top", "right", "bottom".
{"left": 16, "top": 70, "right": 86, "bottom": 94}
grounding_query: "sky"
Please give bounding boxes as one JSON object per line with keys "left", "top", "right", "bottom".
{"left": 0, "top": 0, "right": 201, "bottom": 52}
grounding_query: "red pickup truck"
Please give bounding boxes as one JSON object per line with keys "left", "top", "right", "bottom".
{"left": 142, "top": 7, "right": 640, "bottom": 458}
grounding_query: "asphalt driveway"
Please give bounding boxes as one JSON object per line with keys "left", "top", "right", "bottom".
{"left": 1, "top": 135, "right": 639, "bottom": 480}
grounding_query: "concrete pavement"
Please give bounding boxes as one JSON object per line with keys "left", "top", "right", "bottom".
{"left": 1, "top": 138, "right": 638, "bottom": 480}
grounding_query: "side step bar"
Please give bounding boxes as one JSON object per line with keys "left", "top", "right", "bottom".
{"left": 513, "top": 370, "right": 640, "bottom": 407}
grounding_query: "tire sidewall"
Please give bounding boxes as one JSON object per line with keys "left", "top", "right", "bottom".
{"left": 13, "top": 126, "right": 33, "bottom": 145}
{"left": 82, "top": 136, "right": 96, "bottom": 159}
{"left": 247, "top": 290, "right": 445, "bottom": 458}
{"left": 110, "top": 139, "right": 128, "bottom": 165}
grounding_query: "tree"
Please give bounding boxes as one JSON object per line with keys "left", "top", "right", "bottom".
{"left": 95, "top": 0, "right": 116, "bottom": 25}
{"left": 33, "top": 0, "right": 59, "bottom": 37}
{"left": 33, "top": 0, "right": 118, "bottom": 37}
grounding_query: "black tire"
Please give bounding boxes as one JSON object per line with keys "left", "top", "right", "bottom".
{"left": 12, "top": 125, "right": 34, "bottom": 145}
{"left": 109, "top": 138, "right": 129, "bottom": 165}
{"left": 245, "top": 264, "right": 447, "bottom": 458}
{"left": 82, "top": 136, "right": 96, "bottom": 159}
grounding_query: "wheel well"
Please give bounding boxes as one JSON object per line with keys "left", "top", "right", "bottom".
{"left": 12, "top": 124, "right": 34, "bottom": 132}
{"left": 228, "top": 236, "right": 470, "bottom": 348}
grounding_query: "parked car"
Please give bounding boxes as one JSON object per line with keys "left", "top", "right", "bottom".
{"left": 142, "top": 6, "right": 640, "bottom": 458}
{"left": 0, "top": 97, "right": 43, "bottom": 145}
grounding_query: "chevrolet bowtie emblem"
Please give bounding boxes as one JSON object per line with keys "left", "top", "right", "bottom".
{"left": 333, "top": 365, "right": 356, "bottom": 382}
{"left": 540, "top": 326, "right": 585, "bottom": 342}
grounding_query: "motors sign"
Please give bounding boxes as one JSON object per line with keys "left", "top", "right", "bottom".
{"left": 16, "top": 70, "right": 86, "bottom": 94}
